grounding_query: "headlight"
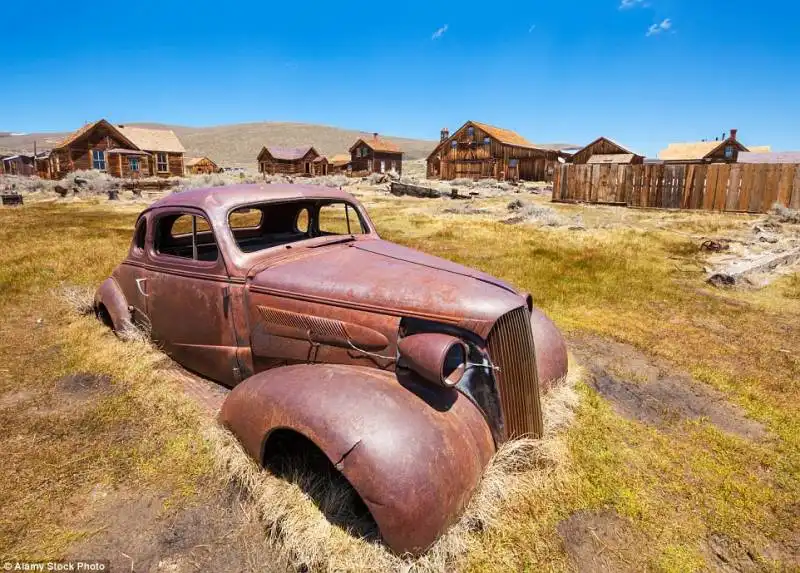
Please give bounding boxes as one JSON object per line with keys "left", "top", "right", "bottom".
{"left": 397, "top": 333, "right": 468, "bottom": 388}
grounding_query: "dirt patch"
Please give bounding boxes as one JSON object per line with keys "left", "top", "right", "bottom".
{"left": 570, "top": 335, "right": 766, "bottom": 440}
{"left": 557, "top": 509, "right": 641, "bottom": 572}
{"left": 67, "top": 484, "right": 286, "bottom": 573}
{"left": 56, "top": 372, "right": 113, "bottom": 398}
{"left": 0, "top": 389, "right": 37, "bottom": 410}
{"left": 703, "top": 532, "right": 765, "bottom": 572}
{"left": 172, "top": 369, "right": 229, "bottom": 414}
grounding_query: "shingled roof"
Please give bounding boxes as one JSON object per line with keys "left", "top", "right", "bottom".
{"left": 468, "top": 121, "right": 535, "bottom": 148}
{"left": 260, "top": 146, "right": 318, "bottom": 161}
{"left": 349, "top": 134, "right": 402, "bottom": 154}
{"left": 117, "top": 125, "right": 185, "bottom": 153}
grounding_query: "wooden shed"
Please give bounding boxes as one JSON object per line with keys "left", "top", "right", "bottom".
{"left": 327, "top": 153, "right": 351, "bottom": 174}
{"left": 1, "top": 154, "right": 36, "bottom": 176}
{"left": 48, "top": 119, "right": 186, "bottom": 179}
{"left": 257, "top": 146, "right": 324, "bottom": 176}
{"left": 426, "top": 121, "right": 560, "bottom": 182}
{"left": 185, "top": 156, "right": 220, "bottom": 175}
{"left": 349, "top": 134, "right": 403, "bottom": 175}
{"left": 570, "top": 137, "right": 643, "bottom": 165}
{"left": 657, "top": 129, "right": 766, "bottom": 164}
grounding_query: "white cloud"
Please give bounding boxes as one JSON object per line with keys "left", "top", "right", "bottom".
{"left": 646, "top": 18, "right": 672, "bottom": 36}
{"left": 528, "top": 24, "right": 536, "bottom": 33}
{"left": 620, "top": 0, "right": 645, "bottom": 8}
{"left": 432, "top": 24, "right": 448, "bottom": 40}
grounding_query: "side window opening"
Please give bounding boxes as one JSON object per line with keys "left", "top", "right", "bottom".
{"left": 229, "top": 204, "right": 312, "bottom": 253}
{"left": 317, "top": 202, "right": 365, "bottom": 236}
{"left": 155, "top": 213, "right": 218, "bottom": 262}
{"left": 133, "top": 218, "right": 147, "bottom": 251}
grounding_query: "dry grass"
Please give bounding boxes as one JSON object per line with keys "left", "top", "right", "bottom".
{"left": 2, "top": 196, "right": 799, "bottom": 571}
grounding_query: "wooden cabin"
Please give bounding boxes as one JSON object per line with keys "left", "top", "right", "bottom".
{"left": 349, "top": 134, "right": 403, "bottom": 175}
{"left": 1, "top": 154, "right": 36, "bottom": 176}
{"left": 327, "top": 153, "right": 351, "bottom": 174}
{"left": 570, "top": 137, "right": 644, "bottom": 165}
{"left": 658, "top": 129, "right": 758, "bottom": 164}
{"left": 48, "top": 119, "right": 185, "bottom": 178}
{"left": 185, "top": 156, "right": 220, "bottom": 175}
{"left": 313, "top": 155, "right": 329, "bottom": 176}
{"left": 426, "top": 121, "right": 560, "bottom": 182}
{"left": 257, "top": 146, "right": 325, "bottom": 176}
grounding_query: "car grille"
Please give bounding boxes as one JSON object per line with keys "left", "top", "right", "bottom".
{"left": 486, "top": 306, "right": 543, "bottom": 439}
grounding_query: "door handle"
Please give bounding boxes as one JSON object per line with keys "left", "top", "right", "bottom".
{"left": 135, "top": 278, "right": 149, "bottom": 297}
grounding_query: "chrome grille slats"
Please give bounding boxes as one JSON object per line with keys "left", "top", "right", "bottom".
{"left": 486, "top": 306, "right": 543, "bottom": 439}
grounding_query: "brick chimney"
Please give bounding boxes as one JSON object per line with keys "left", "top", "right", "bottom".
{"left": 440, "top": 127, "right": 450, "bottom": 142}
{"left": 730, "top": 128, "right": 738, "bottom": 141}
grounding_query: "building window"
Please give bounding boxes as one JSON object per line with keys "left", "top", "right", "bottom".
{"left": 129, "top": 157, "right": 140, "bottom": 172}
{"left": 451, "top": 140, "right": 458, "bottom": 148}
{"left": 156, "top": 152, "right": 168, "bottom": 172}
{"left": 484, "top": 136, "right": 491, "bottom": 145}
{"left": 724, "top": 145, "right": 734, "bottom": 159}
{"left": 92, "top": 149, "right": 106, "bottom": 171}
{"left": 467, "top": 126, "right": 474, "bottom": 137}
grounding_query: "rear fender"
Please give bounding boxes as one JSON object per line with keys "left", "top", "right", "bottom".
{"left": 219, "top": 364, "right": 495, "bottom": 555}
{"left": 94, "top": 277, "right": 132, "bottom": 332}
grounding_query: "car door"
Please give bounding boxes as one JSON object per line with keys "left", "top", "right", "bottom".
{"left": 114, "top": 214, "right": 151, "bottom": 330}
{"left": 145, "top": 207, "right": 242, "bottom": 385}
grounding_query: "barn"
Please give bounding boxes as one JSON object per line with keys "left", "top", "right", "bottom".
{"left": 349, "top": 134, "right": 403, "bottom": 175}
{"left": 185, "top": 156, "right": 220, "bottom": 175}
{"left": 570, "top": 137, "right": 643, "bottom": 165}
{"left": 426, "top": 121, "right": 560, "bottom": 182}
{"left": 257, "top": 146, "right": 325, "bottom": 176}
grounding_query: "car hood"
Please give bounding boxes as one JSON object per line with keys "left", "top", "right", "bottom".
{"left": 247, "top": 238, "right": 526, "bottom": 337}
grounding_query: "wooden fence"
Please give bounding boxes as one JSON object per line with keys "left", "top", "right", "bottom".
{"left": 552, "top": 163, "right": 800, "bottom": 213}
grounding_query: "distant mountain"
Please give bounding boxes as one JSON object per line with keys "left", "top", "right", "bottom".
{"left": 0, "top": 121, "right": 439, "bottom": 167}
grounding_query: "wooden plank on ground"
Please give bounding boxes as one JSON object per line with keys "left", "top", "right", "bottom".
{"left": 776, "top": 164, "right": 795, "bottom": 208}
{"left": 713, "top": 164, "right": 730, "bottom": 211}
{"left": 725, "top": 165, "right": 742, "bottom": 211}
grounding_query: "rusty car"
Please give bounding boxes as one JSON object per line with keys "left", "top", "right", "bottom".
{"left": 94, "top": 183, "right": 568, "bottom": 555}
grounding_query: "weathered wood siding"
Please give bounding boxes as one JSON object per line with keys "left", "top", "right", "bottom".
{"left": 259, "top": 149, "right": 323, "bottom": 176}
{"left": 553, "top": 163, "right": 800, "bottom": 213}
{"left": 427, "top": 123, "right": 558, "bottom": 182}
{"left": 187, "top": 158, "right": 219, "bottom": 175}
{"left": 570, "top": 138, "right": 644, "bottom": 165}
{"left": 349, "top": 146, "right": 403, "bottom": 175}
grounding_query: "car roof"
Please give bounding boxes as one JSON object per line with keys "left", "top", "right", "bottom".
{"left": 145, "top": 183, "right": 358, "bottom": 215}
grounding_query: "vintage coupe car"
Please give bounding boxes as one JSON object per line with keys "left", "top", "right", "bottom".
{"left": 95, "top": 184, "right": 568, "bottom": 555}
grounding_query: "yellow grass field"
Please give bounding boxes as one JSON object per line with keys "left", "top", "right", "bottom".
{"left": 0, "top": 189, "right": 798, "bottom": 572}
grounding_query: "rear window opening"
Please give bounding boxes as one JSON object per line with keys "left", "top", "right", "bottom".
{"left": 228, "top": 200, "right": 367, "bottom": 254}
{"left": 155, "top": 213, "right": 219, "bottom": 262}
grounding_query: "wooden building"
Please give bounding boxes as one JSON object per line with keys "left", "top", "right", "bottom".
{"left": 327, "top": 153, "right": 351, "bottom": 174}
{"left": 185, "top": 156, "right": 220, "bottom": 175}
{"left": 48, "top": 119, "right": 186, "bottom": 178}
{"left": 349, "top": 134, "right": 403, "bottom": 175}
{"left": 570, "top": 137, "right": 644, "bottom": 165}
{"left": 426, "top": 121, "right": 560, "bottom": 182}
{"left": 1, "top": 154, "right": 36, "bottom": 176}
{"left": 738, "top": 151, "right": 800, "bottom": 164}
{"left": 657, "top": 129, "right": 767, "bottom": 164}
{"left": 257, "top": 146, "right": 326, "bottom": 176}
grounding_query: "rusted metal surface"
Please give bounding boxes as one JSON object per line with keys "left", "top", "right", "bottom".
{"left": 220, "top": 364, "right": 494, "bottom": 555}
{"left": 96, "top": 183, "right": 570, "bottom": 553}
{"left": 1, "top": 193, "right": 23, "bottom": 206}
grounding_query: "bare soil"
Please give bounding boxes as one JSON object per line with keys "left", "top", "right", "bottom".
{"left": 569, "top": 335, "right": 766, "bottom": 440}
{"left": 557, "top": 509, "right": 642, "bottom": 572}
{"left": 703, "top": 532, "right": 764, "bottom": 573}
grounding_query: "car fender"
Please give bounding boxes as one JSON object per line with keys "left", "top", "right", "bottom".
{"left": 94, "top": 277, "right": 132, "bottom": 332}
{"left": 530, "top": 307, "right": 569, "bottom": 390}
{"left": 219, "top": 363, "right": 495, "bottom": 555}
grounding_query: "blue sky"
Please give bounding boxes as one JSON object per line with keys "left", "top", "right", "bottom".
{"left": 1, "top": 0, "right": 797, "bottom": 156}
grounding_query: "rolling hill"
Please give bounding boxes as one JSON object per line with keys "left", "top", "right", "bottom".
{"left": 0, "top": 122, "right": 439, "bottom": 168}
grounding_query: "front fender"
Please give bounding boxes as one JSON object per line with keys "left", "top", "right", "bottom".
{"left": 94, "top": 277, "right": 132, "bottom": 332}
{"left": 219, "top": 364, "right": 495, "bottom": 555}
